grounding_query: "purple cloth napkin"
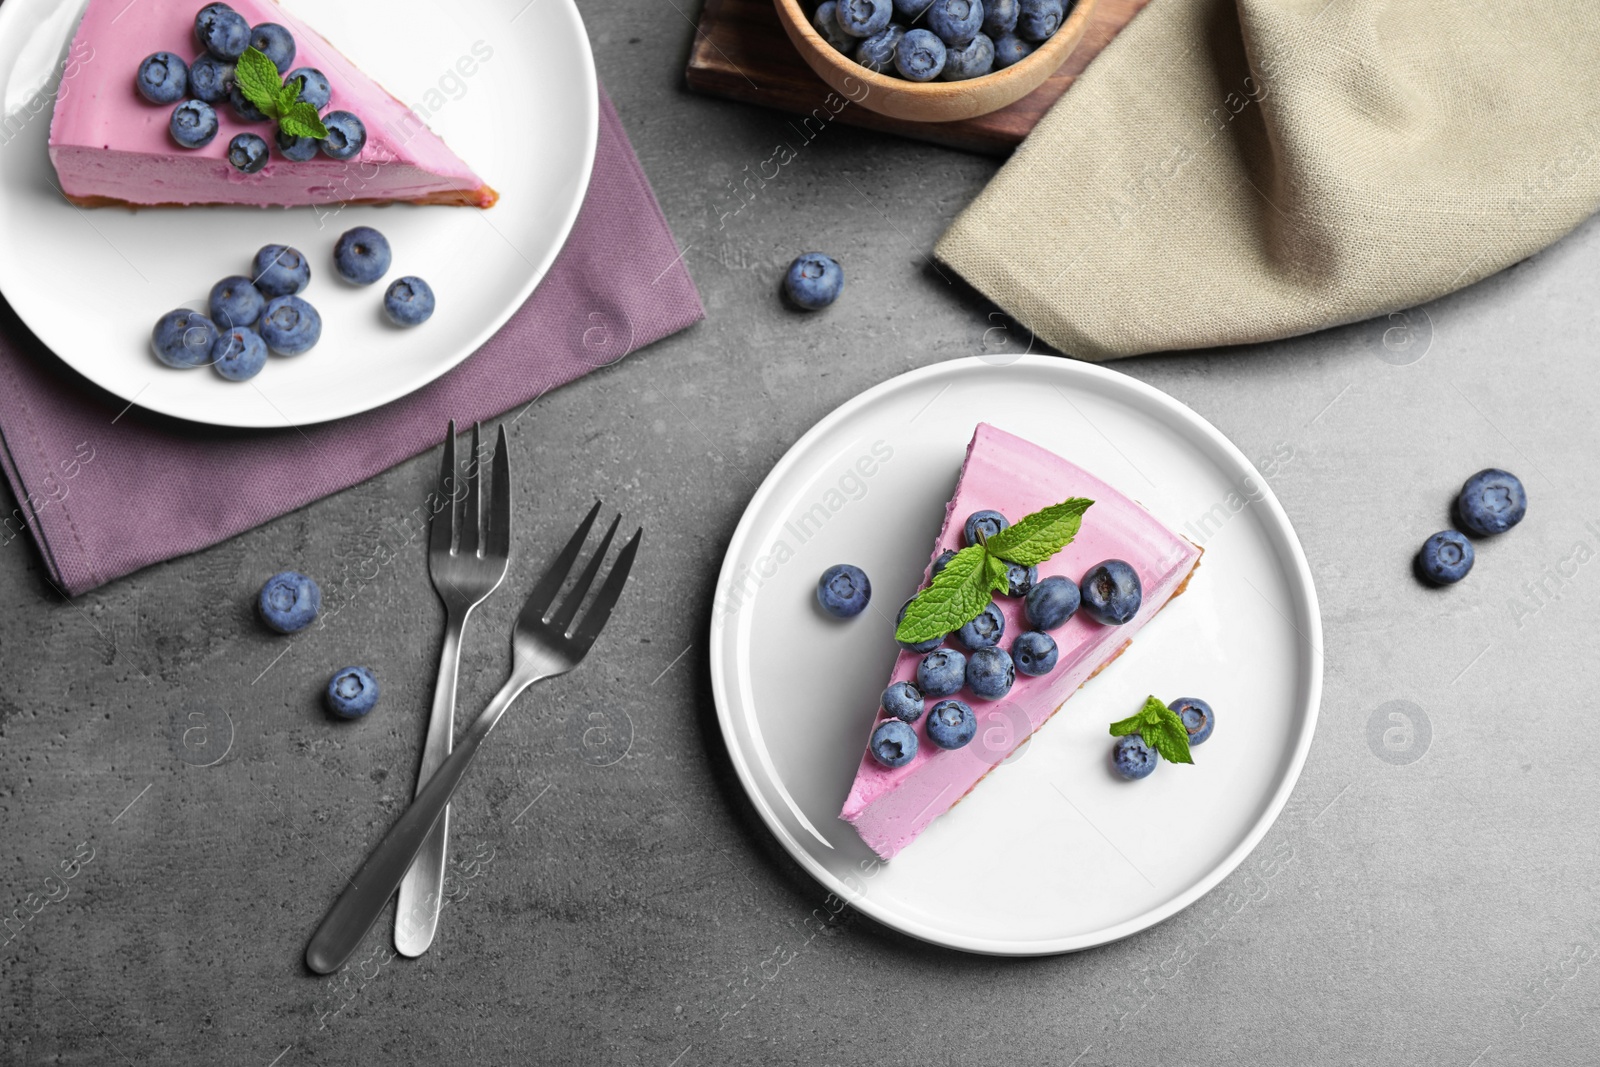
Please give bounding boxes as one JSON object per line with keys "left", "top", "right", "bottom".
{"left": 0, "top": 88, "right": 702, "bottom": 597}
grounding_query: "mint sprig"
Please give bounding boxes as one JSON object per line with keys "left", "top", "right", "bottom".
{"left": 235, "top": 47, "right": 330, "bottom": 140}
{"left": 893, "top": 496, "right": 1095, "bottom": 644}
{"left": 1109, "top": 696, "right": 1194, "bottom": 765}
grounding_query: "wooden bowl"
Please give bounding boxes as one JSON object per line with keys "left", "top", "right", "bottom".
{"left": 772, "top": 0, "right": 1099, "bottom": 122}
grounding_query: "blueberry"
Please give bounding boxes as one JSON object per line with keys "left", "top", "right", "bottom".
{"left": 1011, "top": 631, "right": 1058, "bottom": 675}
{"left": 1002, "top": 560, "right": 1037, "bottom": 596}
{"left": 940, "top": 32, "right": 994, "bottom": 79}
{"left": 1170, "top": 697, "right": 1214, "bottom": 746}
{"left": 168, "top": 100, "right": 218, "bottom": 148}
{"left": 1112, "top": 734, "right": 1158, "bottom": 780}
{"left": 835, "top": 0, "right": 893, "bottom": 37}
{"left": 816, "top": 563, "right": 871, "bottom": 617}
{"left": 926, "top": 699, "right": 976, "bottom": 749}
{"left": 276, "top": 129, "right": 319, "bottom": 162}
{"left": 882, "top": 680, "right": 925, "bottom": 723}
{"left": 892, "top": 0, "right": 934, "bottom": 20}
{"left": 1024, "top": 574, "right": 1080, "bottom": 629}
{"left": 258, "top": 570, "right": 320, "bottom": 633}
{"left": 228, "top": 82, "right": 268, "bottom": 122}
{"left": 963, "top": 509, "right": 1009, "bottom": 546}
{"left": 384, "top": 276, "right": 437, "bottom": 328}
{"left": 151, "top": 308, "right": 219, "bottom": 369}
{"left": 982, "top": 0, "right": 1019, "bottom": 35}
{"left": 252, "top": 244, "right": 310, "bottom": 297}
{"left": 1080, "top": 559, "right": 1142, "bottom": 625}
{"left": 196, "top": 3, "right": 250, "bottom": 60}
{"left": 259, "top": 295, "right": 322, "bottom": 356}
{"left": 326, "top": 666, "right": 380, "bottom": 719}
{"left": 227, "top": 132, "right": 270, "bottom": 173}
{"left": 1418, "top": 530, "right": 1474, "bottom": 585}
{"left": 870, "top": 719, "right": 918, "bottom": 768}
{"left": 855, "top": 24, "right": 906, "bottom": 71}
{"left": 207, "top": 276, "right": 265, "bottom": 329}
{"left": 285, "top": 67, "right": 331, "bottom": 109}
{"left": 993, "top": 32, "right": 1034, "bottom": 67}
{"left": 189, "top": 54, "right": 234, "bottom": 103}
{"left": 895, "top": 28, "right": 947, "bottom": 80}
{"left": 211, "top": 327, "right": 268, "bottom": 382}
{"left": 136, "top": 52, "right": 188, "bottom": 104}
{"left": 320, "top": 110, "right": 367, "bottom": 160}
{"left": 249, "top": 23, "right": 296, "bottom": 71}
{"left": 333, "top": 226, "right": 392, "bottom": 286}
{"left": 956, "top": 601, "right": 1004, "bottom": 650}
{"left": 965, "top": 646, "right": 1014, "bottom": 700}
{"left": 916, "top": 648, "right": 966, "bottom": 698}
{"left": 1017, "top": 0, "right": 1064, "bottom": 40}
{"left": 929, "top": 548, "right": 957, "bottom": 581}
{"left": 812, "top": 1, "right": 857, "bottom": 51}
{"left": 784, "top": 252, "right": 843, "bottom": 310}
{"left": 1457, "top": 468, "right": 1527, "bottom": 536}
{"left": 925, "top": 0, "right": 982, "bottom": 44}
{"left": 896, "top": 598, "right": 943, "bottom": 653}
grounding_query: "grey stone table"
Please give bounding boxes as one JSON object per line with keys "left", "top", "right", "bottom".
{"left": 5, "top": 2, "right": 1599, "bottom": 1064}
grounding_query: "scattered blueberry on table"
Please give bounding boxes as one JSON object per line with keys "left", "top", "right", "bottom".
{"left": 963, "top": 509, "right": 1009, "bottom": 545}
{"left": 227, "top": 132, "right": 270, "bottom": 173}
{"left": 258, "top": 570, "right": 321, "bottom": 633}
{"left": 895, "top": 598, "right": 943, "bottom": 652}
{"left": 965, "top": 645, "right": 1014, "bottom": 700}
{"left": 1418, "top": 529, "right": 1474, "bottom": 585}
{"left": 1080, "top": 559, "right": 1142, "bottom": 624}
{"left": 916, "top": 647, "right": 966, "bottom": 697}
{"left": 169, "top": 99, "right": 219, "bottom": 148}
{"left": 188, "top": 53, "right": 234, "bottom": 103}
{"left": 1011, "top": 630, "right": 1057, "bottom": 675}
{"left": 881, "top": 680, "right": 925, "bottom": 722}
{"left": 870, "top": 718, "right": 918, "bottom": 768}
{"left": 136, "top": 52, "right": 188, "bottom": 104}
{"left": 1024, "top": 574, "right": 1079, "bottom": 629}
{"left": 957, "top": 601, "right": 1005, "bottom": 649}
{"left": 254, "top": 244, "right": 311, "bottom": 297}
{"left": 211, "top": 327, "right": 268, "bottom": 381}
{"left": 196, "top": 3, "right": 250, "bottom": 61}
{"left": 259, "top": 295, "right": 322, "bottom": 355}
{"left": 333, "top": 226, "right": 392, "bottom": 286}
{"left": 319, "top": 111, "right": 367, "bottom": 160}
{"left": 1169, "top": 697, "right": 1214, "bottom": 746}
{"left": 817, "top": 563, "right": 872, "bottom": 617}
{"left": 325, "top": 666, "right": 380, "bottom": 719}
{"left": 151, "top": 308, "right": 219, "bottom": 368}
{"left": 1456, "top": 468, "right": 1527, "bottom": 536}
{"left": 926, "top": 699, "right": 976, "bottom": 749}
{"left": 384, "top": 276, "right": 437, "bottom": 328}
{"left": 1112, "top": 734, "right": 1158, "bottom": 779}
{"left": 783, "top": 253, "right": 844, "bottom": 311}
{"left": 249, "top": 22, "right": 296, "bottom": 72}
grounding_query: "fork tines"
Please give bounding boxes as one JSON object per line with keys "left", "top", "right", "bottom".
{"left": 520, "top": 501, "right": 642, "bottom": 652}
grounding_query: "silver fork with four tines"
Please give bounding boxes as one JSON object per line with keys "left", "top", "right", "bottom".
{"left": 306, "top": 502, "right": 642, "bottom": 975}
{"left": 395, "top": 421, "right": 511, "bottom": 958}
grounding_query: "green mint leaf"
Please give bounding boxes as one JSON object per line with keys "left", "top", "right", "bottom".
{"left": 278, "top": 101, "right": 329, "bottom": 140}
{"left": 1140, "top": 697, "right": 1194, "bottom": 765}
{"left": 1108, "top": 712, "right": 1144, "bottom": 737}
{"left": 984, "top": 551, "right": 1010, "bottom": 596}
{"left": 895, "top": 545, "right": 996, "bottom": 644}
{"left": 985, "top": 498, "right": 1094, "bottom": 566}
{"left": 235, "top": 47, "right": 285, "bottom": 120}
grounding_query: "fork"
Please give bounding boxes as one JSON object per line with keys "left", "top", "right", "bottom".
{"left": 305, "top": 502, "right": 642, "bottom": 975}
{"left": 394, "top": 421, "right": 511, "bottom": 958}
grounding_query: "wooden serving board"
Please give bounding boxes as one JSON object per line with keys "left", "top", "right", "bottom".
{"left": 684, "top": 0, "right": 1150, "bottom": 155}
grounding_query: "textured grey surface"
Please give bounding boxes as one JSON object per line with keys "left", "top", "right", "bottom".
{"left": 5, "top": 1, "right": 1600, "bottom": 1064}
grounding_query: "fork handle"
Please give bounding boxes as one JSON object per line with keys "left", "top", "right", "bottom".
{"left": 394, "top": 608, "right": 468, "bottom": 957}
{"left": 305, "top": 673, "right": 530, "bottom": 975}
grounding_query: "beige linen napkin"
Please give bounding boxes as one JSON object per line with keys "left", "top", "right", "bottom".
{"left": 936, "top": 0, "right": 1600, "bottom": 360}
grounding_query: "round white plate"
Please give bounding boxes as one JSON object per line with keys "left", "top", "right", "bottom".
{"left": 0, "top": 0, "right": 597, "bottom": 428}
{"left": 709, "top": 356, "right": 1323, "bottom": 955}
